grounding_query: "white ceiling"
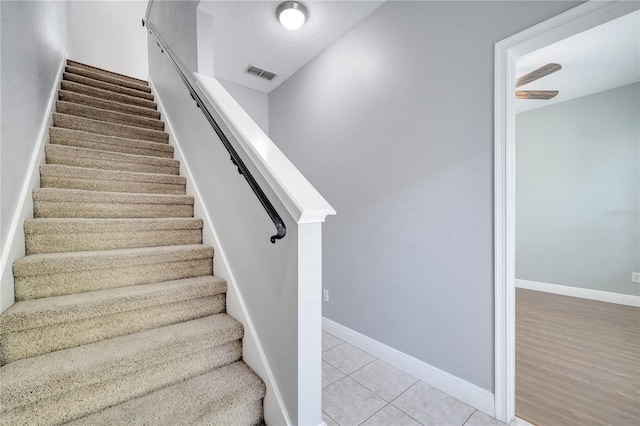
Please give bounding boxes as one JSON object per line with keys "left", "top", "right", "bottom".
{"left": 516, "top": 10, "right": 640, "bottom": 113}
{"left": 198, "top": 1, "right": 385, "bottom": 93}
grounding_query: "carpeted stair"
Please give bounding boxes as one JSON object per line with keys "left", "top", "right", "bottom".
{"left": 0, "top": 59, "right": 266, "bottom": 425}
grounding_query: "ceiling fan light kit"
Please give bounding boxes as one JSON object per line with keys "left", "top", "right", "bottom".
{"left": 516, "top": 62, "right": 562, "bottom": 100}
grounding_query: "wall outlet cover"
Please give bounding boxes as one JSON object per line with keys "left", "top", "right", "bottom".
{"left": 323, "top": 289, "right": 329, "bottom": 302}
{"left": 632, "top": 272, "right": 640, "bottom": 284}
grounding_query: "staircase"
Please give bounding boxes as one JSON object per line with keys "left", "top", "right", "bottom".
{"left": 0, "top": 60, "right": 266, "bottom": 425}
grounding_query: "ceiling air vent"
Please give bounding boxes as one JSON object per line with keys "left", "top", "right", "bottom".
{"left": 245, "top": 65, "right": 277, "bottom": 81}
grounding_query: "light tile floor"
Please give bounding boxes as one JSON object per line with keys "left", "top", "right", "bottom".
{"left": 322, "top": 331, "right": 508, "bottom": 426}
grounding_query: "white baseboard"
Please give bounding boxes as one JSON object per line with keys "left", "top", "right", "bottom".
{"left": 322, "top": 318, "right": 495, "bottom": 418}
{"left": 0, "top": 57, "right": 66, "bottom": 313}
{"left": 149, "top": 78, "right": 290, "bottom": 426}
{"left": 515, "top": 279, "right": 640, "bottom": 307}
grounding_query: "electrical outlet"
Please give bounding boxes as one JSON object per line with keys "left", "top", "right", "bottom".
{"left": 632, "top": 272, "right": 640, "bottom": 284}
{"left": 323, "top": 289, "right": 329, "bottom": 302}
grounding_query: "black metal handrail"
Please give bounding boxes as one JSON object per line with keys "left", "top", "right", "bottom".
{"left": 142, "top": 18, "right": 286, "bottom": 243}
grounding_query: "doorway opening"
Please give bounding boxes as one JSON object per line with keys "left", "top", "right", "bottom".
{"left": 493, "top": 1, "right": 640, "bottom": 423}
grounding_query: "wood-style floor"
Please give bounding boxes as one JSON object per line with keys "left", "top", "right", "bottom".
{"left": 516, "top": 288, "right": 640, "bottom": 426}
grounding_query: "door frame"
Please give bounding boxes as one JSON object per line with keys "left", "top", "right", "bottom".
{"left": 493, "top": 0, "right": 640, "bottom": 422}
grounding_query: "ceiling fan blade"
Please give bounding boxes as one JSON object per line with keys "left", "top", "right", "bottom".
{"left": 516, "top": 63, "right": 562, "bottom": 88}
{"left": 516, "top": 90, "right": 559, "bottom": 100}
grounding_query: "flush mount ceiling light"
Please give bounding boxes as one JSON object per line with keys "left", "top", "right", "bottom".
{"left": 276, "top": 1, "right": 308, "bottom": 31}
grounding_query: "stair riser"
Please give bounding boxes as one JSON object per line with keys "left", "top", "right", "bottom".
{"left": 40, "top": 175, "right": 186, "bottom": 195}
{"left": 222, "top": 400, "right": 264, "bottom": 426}
{"left": 26, "top": 229, "right": 202, "bottom": 254}
{"left": 59, "top": 90, "right": 160, "bottom": 119}
{"left": 65, "top": 66, "right": 151, "bottom": 93}
{"left": 15, "top": 258, "right": 212, "bottom": 300}
{"left": 63, "top": 73, "right": 154, "bottom": 101}
{"left": 67, "top": 60, "right": 149, "bottom": 87}
{"left": 46, "top": 150, "right": 179, "bottom": 175}
{"left": 56, "top": 101, "right": 164, "bottom": 131}
{"left": 61, "top": 80, "right": 156, "bottom": 109}
{"left": 49, "top": 128, "right": 173, "bottom": 159}
{"left": 66, "top": 362, "right": 265, "bottom": 426}
{"left": 194, "top": 400, "right": 264, "bottom": 426}
{"left": 54, "top": 114, "right": 169, "bottom": 144}
{"left": 0, "top": 295, "right": 225, "bottom": 364}
{"left": 2, "top": 342, "right": 242, "bottom": 426}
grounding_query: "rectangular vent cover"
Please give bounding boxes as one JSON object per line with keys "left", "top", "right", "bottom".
{"left": 245, "top": 65, "right": 277, "bottom": 81}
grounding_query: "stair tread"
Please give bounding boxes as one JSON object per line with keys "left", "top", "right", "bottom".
{"left": 46, "top": 144, "right": 178, "bottom": 168}
{"left": 49, "top": 127, "right": 173, "bottom": 157}
{"left": 45, "top": 144, "right": 180, "bottom": 167}
{"left": 0, "top": 314, "right": 243, "bottom": 410}
{"left": 56, "top": 101, "right": 164, "bottom": 131}
{"left": 25, "top": 217, "right": 203, "bottom": 234}
{"left": 65, "top": 65, "right": 151, "bottom": 93}
{"left": 67, "top": 60, "right": 149, "bottom": 86}
{"left": 0, "top": 276, "right": 226, "bottom": 334}
{"left": 32, "top": 187, "right": 192, "bottom": 204}
{"left": 13, "top": 243, "right": 211, "bottom": 277}
{"left": 53, "top": 113, "right": 169, "bottom": 144}
{"left": 58, "top": 90, "right": 160, "bottom": 119}
{"left": 40, "top": 164, "right": 185, "bottom": 185}
{"left": 63, "top": 72, "right": 154, "bottom": 101}
{"left": 61, "top": 80, "right": 157, "bottom": 109}
{"left": 68, "top": 361, "right": 265, "bottom": 426}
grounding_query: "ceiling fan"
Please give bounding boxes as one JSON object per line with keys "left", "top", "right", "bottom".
{"left": 516, "top": 63, "right": 562, "bottom": 100}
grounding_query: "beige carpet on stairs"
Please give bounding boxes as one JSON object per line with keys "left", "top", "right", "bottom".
{"left": 0, "top": 59, "right": 266, "bottom": 425}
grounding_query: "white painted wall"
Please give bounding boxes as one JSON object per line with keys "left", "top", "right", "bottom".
{"left": 218, "top": 78, "right": 269, "bottom": 134}
{"left": 269, "top": 0, "right": 582, "bottom": 392}
{"left": 0, "top": 0, "right": 68, "bottom": 312}
{"left": 516, "top": 82, "right": 639, "bottom": 296}
{"left": 66, "top": 1, "right": 148, "bottom": 80}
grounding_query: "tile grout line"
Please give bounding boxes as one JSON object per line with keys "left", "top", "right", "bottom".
{"left": 322, "top": 341, "right": 376, "bottom": 376}
{"left": 346, "top": 357, "right": 377, "bottom": 376}
{"left": 322, "top": 409, "right": 340, "bottom": 426}
{"left": 356, "top": 402, "right": 390, "bottom": 426}
{"left": 322, "top": 341, "right": 345, "bottom": 353}
{"left": 460, "top": 409, "right": 477, "bottom": 426}
{"left": 337, "top": 378, "right": 426, "bottom": 426}
{"left": 384, "top": 381, "right": 427, "bottom": 426}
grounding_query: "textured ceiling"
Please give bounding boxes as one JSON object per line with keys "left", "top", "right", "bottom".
{"left": 516, "top": 10, "right": 640, "bottom": 113}
{"left": 198, "top": 0, "right": 385, "bottom": 93}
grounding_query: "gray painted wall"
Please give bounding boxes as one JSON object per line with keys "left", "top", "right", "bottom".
{"left": 146, "top": 0, "right": 199, "bottom": 73}
{"left": 218, "top": 78, "right": 269, "bottom": 134}
{"left": 516, "top": 83, "right": 640, "bottom": 296}
{"left": 0, "top": 0, "right": 67, "bottom": 257}
{"left": 268, "top": 1, "right": 581, "bottom": 391}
